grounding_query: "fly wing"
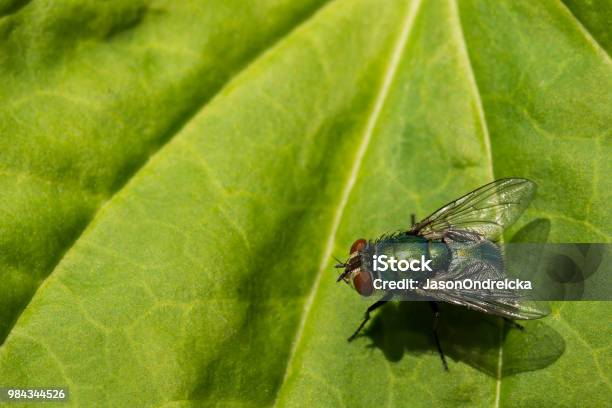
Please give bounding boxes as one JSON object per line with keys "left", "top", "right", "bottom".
{"left": 418, "top": 245, "right": 549, "bottom": 319}
{"left": 411, "top": 178, "right": 536, "bottom": 241}
{"left": 422, "top": 288, "right": 549, "bottom": 319}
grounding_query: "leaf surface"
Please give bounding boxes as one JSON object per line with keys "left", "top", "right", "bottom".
{"left": 0, "top": 0, "right": 610, "bottom": 406}
{"left": 0, "top": 0, "right": 329, "bottom": 342}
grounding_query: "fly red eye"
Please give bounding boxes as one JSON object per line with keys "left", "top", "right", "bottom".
{"left": 350, "top": 238, "right": 367, "bottom": 254}
{"left": 353, "top": 271, "right": 373, "bottom": 297}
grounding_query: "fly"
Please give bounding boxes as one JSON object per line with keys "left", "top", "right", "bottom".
{"left": 335, "top": 178, "right": 549, "bottom": 371}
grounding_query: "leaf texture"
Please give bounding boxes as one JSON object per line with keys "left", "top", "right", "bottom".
{"left": 0, "top": 0, "right": 610, "bottom": 406}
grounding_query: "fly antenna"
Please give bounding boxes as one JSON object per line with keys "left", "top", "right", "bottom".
{"left": 332, "top": 255, "right": 346, "bottom": 268}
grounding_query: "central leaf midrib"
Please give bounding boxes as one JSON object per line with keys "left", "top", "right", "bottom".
{"left": 449, "top": 0, "right": 501, "bottom": 406}
{"left": 272, "top": 0, "right": 425, "bottom": 404}
{"left": 555, "top": 0, "right": 612, "bottom": 61}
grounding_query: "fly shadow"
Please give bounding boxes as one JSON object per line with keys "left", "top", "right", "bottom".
{"left": 361, "top": 301, "right": 565, "bottom": 377}
{"left": 361, "top": 218, "right": 566, "bottom": 377}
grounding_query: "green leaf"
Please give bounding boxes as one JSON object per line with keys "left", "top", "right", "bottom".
{"left": 561, "top": 0, "right": 612, "bottom": 55}
{"left": 0, "top": 0, "right": 610, "bottom": 407}
{"left": 0, "top": 0, "right": 329, "bottom": 342}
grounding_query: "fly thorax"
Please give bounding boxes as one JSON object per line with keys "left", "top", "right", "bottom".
{"left": 371, "top": 238, "right": 449, "bottom": 284}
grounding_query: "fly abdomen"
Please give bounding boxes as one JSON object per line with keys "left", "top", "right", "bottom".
{"left": 445, "top": 240, "right": 504, "bottom": 280}
{"left": 427, "top": 241, "right": 452, "bottom": 276}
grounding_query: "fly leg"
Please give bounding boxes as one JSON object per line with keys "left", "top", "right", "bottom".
{"left": 503, "top": 317, "right": 524, "bottom": 331}
{"left": 429, "top": 301, "right": 449, "bottom": 371}
{"left": 348, "top": 292, "right": 393, "bottom": 342}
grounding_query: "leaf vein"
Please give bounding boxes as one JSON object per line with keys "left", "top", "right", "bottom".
{"left": 554, "top": 0, "right": 612, "bottom": 62}
{"left": 273, "top": 0, "right": 424, "bottom": 403}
